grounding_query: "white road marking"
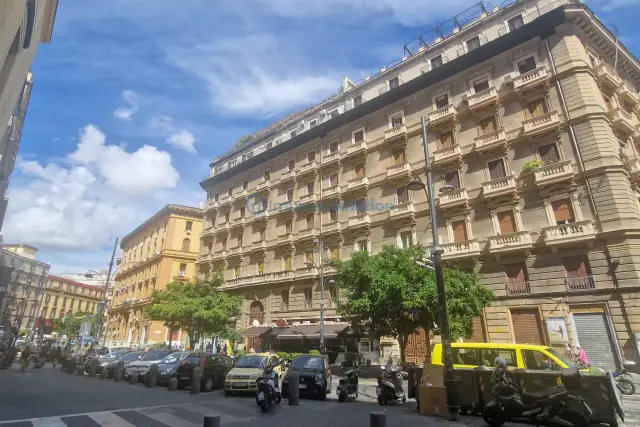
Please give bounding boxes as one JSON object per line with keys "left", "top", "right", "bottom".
{"left": 143, "top": 412, "right": 198, "bottom": 427}
{"left": 87, "top": 412, "right": 136, "bottom": 427}
{"left": 31, "top": 418, "right": 67, "bottom": 427}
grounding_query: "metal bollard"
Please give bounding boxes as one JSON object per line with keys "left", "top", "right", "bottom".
{"left": 114, "top": 360, "right": 124, "bottom": 382}
{"left": 190, "top": 367, "right": 202, "bottom": 395}
{"left": 203, "top": 415, "right": 220, "bottom": 427}
{"left": 87, "top": 358, "right": 99, "bottom": 378}
{"left": 146, "top": 363, "right": 158, "bottom": 388}
{"left": 67, "top": 360, "right": 76, "bottom": 375}
{"left": 288, "top": 374, "right": 300, "bottom": 405}
{"left": 129, "top": 371, "right": 139, "bottom": 385}
{"left": 370, "top": 412, "right": 387, "bottom": 427}
{"left": 76, "top": 363, "right": 85, "bottom": 376}
{"left": 168, "top": 377, "right": 178, "bottom": 391}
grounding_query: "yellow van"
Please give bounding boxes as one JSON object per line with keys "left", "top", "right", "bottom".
{"left": 431, "top": 342, "right": 602, "bottom": 375}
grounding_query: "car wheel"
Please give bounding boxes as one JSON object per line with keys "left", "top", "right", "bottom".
{"left": 201, "top": 376, "right": 214, "bottom": 392}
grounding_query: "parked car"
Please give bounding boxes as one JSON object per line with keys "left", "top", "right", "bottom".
{"left": 156, "top": 351, "right": 193, "bottom": 386}
{"left": 282, "top": 354, "right": 332, "bottom": 400}
{"left": 96, "top": 346, "right": 129, "bottom": 356}
{"left": 97, "top": 350, "right": 144, "bottom": 378}
{"left": 224, "top": 353, "right": 284, "bottom": 396}
{"left": 174, "top": 353, "right": 235, "bottom": 392}
{"left": 124, "top": 349, "right": 173, "bottom": 382}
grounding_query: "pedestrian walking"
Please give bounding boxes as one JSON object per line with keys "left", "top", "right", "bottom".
{"left": 564, "top": 343, "right": 573, "bottom": 359}
{"left": 20, "top": 345, "right": 31, "bottom": 372}
{"left": 576, "top": 346, "right": 590, "bottom": 366}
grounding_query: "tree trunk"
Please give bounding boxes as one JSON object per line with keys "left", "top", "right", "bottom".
{"left": 168, "top": 327, "right": 173, "bottom": 349}
{"left": 187, "top": 330, "right": 196, "bottom": 350}
{"left": 424, "top": 331, "right": 432, "bottom": 364}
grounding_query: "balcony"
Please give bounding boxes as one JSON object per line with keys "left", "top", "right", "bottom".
{"left": 608, "top": 107, "right": 636, "bottom": 136}
{"left": 276, "top": 232, "right": 295, "bottom": 248}
{"left": 278, "top": 201, "right": 296, "bottom": 215}
{"left": 201, "top": 227, "right": 215, "bottom": 239}
{"left": 542, "top": 220, "right": 595, "bottom": 247}
{"left": 298, "top": 193, "right": 318, "bottom": 208}
{"left": 218, "top": 195, "right": 232, "bottom": 207}
{"left": 474, "top": 129, "right": 507, "bottom": 153}
{"left": 280, "top": 170, "right": 297, "bottom": 184}
{"left": 618, "top": 81, "right": 639, "bottom": 106}
{"left": 565, "top": 276, "right": 597, "bottom": 292}
{"left": 348, "top": 213, "right": 371, "bottom": 229}
{"left": 512, "top": 66, "right": 549, "bottom": 94}
{"left": 272, "top": 271, "right": 295, "bottom": 282}
{"left": 299, "top": 161, "right": 318, "bottom": 177}
{"left": 441, "top": 239, "right": 481, "bottom": 260}
{"left": 506, "top": 281, "right": 531, "bottom": 296}
{"left": 428, "top": 104, "right": 456, "bottom": 128}
{"left": 432, "top": 145, "right": 462, "bottom": 166}
{"left": 347, "top": 176, "right": 369, "bottom": 193}
{"left": 322, "top": 152, "right": 341, "bottom": 167}
{"left": 252, "top": 209, "right": 269, "bottom": 222}
{"left": 228, "top": 246, "right": 243, "bottom": 258}
{"left": 482, "top": 175, "right": 517, "bottom": 199}
{"left": 297, "top": 228, "right": 318, "bottom": 241}
{"left": 522, "top": 111, "right": 560, "bottom": 138}
{"left": 345, "top": 141, "right": 367, "bottom": 158}
{"left": 438, "top": 188, "right": 469, "bottom": 210}
{"left": 386, "top": 162, "right": 412, "bottom": 181}
{"left": 488, "top": 231, "right": 533, "bottom": 256}
{"left": 216, "top": 222, "right": 230, "bottom": 234}
{"left": 212, "top": 250, "right": 227, "bottom": 261}
{"left": 198, "top": 253, "right": 214, "bottom": 264}
{"left": 257, "top": 180, "right": 271, "bottom": 192}
{"left": 230, "top": 217, "right": 246, "bottom": 229}
{"left": 322, "top": 185, "right": 341, "bottom": 200}
{"left": 466, "top": 87, "right": 499, "bottom": 112}
{"left": 384, "top": 125, "right": 408, "bottom": 144}
{"left": 624, "top": 157, "right": 640, "bottom": 182}
{"left": 594, "top": 62, "right": 620, "bottom": 89}
{"left": 389, "top": 201, "right": 415, "bottom": 220}
{"left": 205, "top": 200, "right": 219, "bottom": 211}
{"left": 235, "top": 189, "right": 248, "bottom": 201}
{"left": 323, "top": 221, "right": 342, "bottom": 236}
{"left": 247, "top": 241, "right": 267, "bottom": 254}
{"left": 296, "top": 266, "right": 319, "bottom": 280}
{"left": 534, "top": 160, "right": 574, "bottom": 187}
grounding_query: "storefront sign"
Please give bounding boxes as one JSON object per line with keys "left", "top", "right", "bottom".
{"left": 545, "top": 317, "right": 569, "bottom": 344}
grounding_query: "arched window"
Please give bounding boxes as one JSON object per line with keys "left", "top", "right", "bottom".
{"left": 182, "top": 238, "right": 191, "bottom": 252}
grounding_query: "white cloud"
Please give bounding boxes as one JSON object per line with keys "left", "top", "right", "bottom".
{"left": 3, "top": 125, "right": 181, "bottom": 251}
{"left": 167, "top": 130, "right": 196, "bottom": 153}
{"left": 113, "top": 89, "right": 140, "bottom": 121}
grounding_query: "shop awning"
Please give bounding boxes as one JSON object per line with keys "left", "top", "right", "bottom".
{"left": 276, "top": 323, "right": 349, "bottom": 339}
{"left": 243, "top": 326, "right": 272, "bottom": 337}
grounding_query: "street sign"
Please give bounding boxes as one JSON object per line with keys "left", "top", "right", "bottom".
{"left": 79, "top": 321, "right": 91, "bottom": 337}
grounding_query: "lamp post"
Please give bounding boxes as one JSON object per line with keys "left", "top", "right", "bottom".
{"left": 305, "top": 239, "right": 336, "bottom": 353}
{"left": 406, "top": 116, "right": 459, "bottom": 421}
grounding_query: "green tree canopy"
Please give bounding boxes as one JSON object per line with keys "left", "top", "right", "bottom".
{"left": 144, "top": 275, "right": 242, "bottom": 347}
{"left": 330, "top": 245, "right": 495, "bottom": 362}
{"left": 54, "top": 311, "right": 94, "bottom": 338}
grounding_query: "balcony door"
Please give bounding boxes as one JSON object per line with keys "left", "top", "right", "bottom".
{"left": 479, "top": 116, "right": 497, "bottom": 135}
{"left": 487, "top": 158, "right": 507, "bottom": 180}
{"left": 435, "top": 94, "right": 449, "bottom": 109}
{"left": 538, "top": 143, "right": 560, "bottom": 164}
{"left": 439, "top": 130, "right": 454, "bottom": 149}
{"left": 517, "top": 56, "right": 537, "bottom": 74}
{"left": 497, "top": 210, "right": 516, "bottom": 234}
{"left": 452, "top": 220, "right": 467, "bottom": 243}
{"left": 444, "top": 170, "right": 461, "bottom": 190}
{"left": 527, "top": 98, "right": 548, "bottom": 118}
{"left": 551, "top": 199, "right": 575, "bottom": 225}
{"left": 397, "top": 187, "right": 408, "bottom": 204}
{"left": 391, "top": 115, "right": 403, "bottom": 128}
{"left": 355, "top": 163, "right": 365, "bottom": 178}
{"left": 563, "top": 256, "right": 594, "bottom": 290}
{"left": 393, "top": 149, "right": 406, "bottom": 165}
{"left": 505, "top": 263, "right": 529, "bottom": 294}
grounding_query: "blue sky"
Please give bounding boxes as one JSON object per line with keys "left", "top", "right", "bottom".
{"left": 4, "top": 0, "right": 640, "bottom": 274}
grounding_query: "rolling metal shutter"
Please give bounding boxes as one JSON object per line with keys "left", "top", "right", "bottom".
{"left": 511, "top": 309, "right": 544, "bottom": 345}
{"left": 573, "top": 312, "right": 617, "bottom": 371}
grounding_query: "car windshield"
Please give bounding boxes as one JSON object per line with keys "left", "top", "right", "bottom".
{"left": 121, "top": 352, "right": 143, "bottom": 362}
{"left": 102, "top": 350, "right": 128, "bottom": 360}
{"left": 141, "top": 350, "right": 171, "bottom": 361}
{"left": 546, "top": 348, "right": 577, "bottom": 368}
{"left": 159, "top": 352, "right": 188, "bottom": 364}
{"left": 235, "top": 355, "right": 267, "bottom": 368}
{"left": 291, "top": 356, "right": 324, "bottom": 372}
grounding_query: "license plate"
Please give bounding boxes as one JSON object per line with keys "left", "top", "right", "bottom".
{"left": 299, "top": 384, "right": 307, "bottom": 389}
{"left": 376, "top": 386, "right": 382, "bottom": 396}
{"left": 232, "top": 382, "right": 246, "bottom": 387}
{"left": 258, "top": 392, "right": 264, "bottom": 400}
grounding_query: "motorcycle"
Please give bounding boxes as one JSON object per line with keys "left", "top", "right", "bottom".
{"left": 337, "top": 368, "right": 358, "bottom": 402}
{"left": 482, "top": 358, "right": 592, "bottom": 427}
{"left": 255, "top": 363, "right": 282, "bottom": 413}
{"left": 376, "top": 365, "right": 407, "bottom": 406}
{"left": 613, "top": 368, "right": 636, "bottom": 395}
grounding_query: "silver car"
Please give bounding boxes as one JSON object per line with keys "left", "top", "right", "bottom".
{"left": 124, "top": 350, "right": 173, "bottom": 382}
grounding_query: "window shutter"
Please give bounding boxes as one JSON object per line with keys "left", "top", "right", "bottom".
{"left": 440, "top": 131, "right": 454, "bottom": 148}
{"left": 551, "top": 199, "right": 574, "bottom": 223}
{"left": 445, "top": 171, "right": 461, "bottom": 189}
{"left": 538, "top": 144, "right": 559, "bottom": 164}
{"left": 452, "top": 220, "right": 467, "bottom": 242}
{"left": 497, "top": 210, "right": 516, "bottom": 234}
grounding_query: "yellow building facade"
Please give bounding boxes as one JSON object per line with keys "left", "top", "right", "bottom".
{"left": 106, "top": 204, "right": 203, "bottom": 347}
{"left": 40, "top": 275, "right": 104, "bottom": 333}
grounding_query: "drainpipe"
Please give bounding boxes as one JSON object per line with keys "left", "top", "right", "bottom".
{"left": 544, "top": 37, "right": 626, "bottom": 369}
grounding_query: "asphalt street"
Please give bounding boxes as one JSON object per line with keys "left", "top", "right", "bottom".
{"left": 0, "top": 363, "right": 638, "bottom": 427}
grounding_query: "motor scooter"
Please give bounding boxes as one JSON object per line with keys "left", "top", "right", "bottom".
{"left": 337, "top": 368, "right": 358, "bottom": 402}
{"left": 256, "top": 362, "right": 282, "bottom": 412}
{"left": 376, "top": 365, "right": 407, "bottom": 405}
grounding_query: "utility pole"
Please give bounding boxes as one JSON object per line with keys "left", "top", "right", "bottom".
{"left": 97, "top": 238, "right": 118, "bottom": 345}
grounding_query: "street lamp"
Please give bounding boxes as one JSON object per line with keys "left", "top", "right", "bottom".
{"left": 304, "top": 240, "right": 336, "bottom": 354}
{"left": 405, "top": 116, "right": 459, "bottom": 421}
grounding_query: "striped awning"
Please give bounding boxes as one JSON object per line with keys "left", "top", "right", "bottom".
{"left": 276, "top": 323, "right": 349, "bottom": 339}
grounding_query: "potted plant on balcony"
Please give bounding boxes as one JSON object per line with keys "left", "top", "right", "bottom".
{"left": 522, "top": 159, "right": 544, "bottom": 175}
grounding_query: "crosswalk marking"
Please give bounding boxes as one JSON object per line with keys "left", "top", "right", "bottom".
{"left": 142, "top": 412, "right": 197, "bottom": 427}
{"left": 86, "top": 413, "right": 135, "bottom": 427}
{"left": 31, "top": 418, "right": 67, "bottom": 427}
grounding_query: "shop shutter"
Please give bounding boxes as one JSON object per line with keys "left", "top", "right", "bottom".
{"left": 552, "top": 199, "right": 574, "bottom": 223}
{"left": 511, "top": 309, "right": 544, "bottom": 345}
{"left": 498, "top": 210, "right": 516, "bottom": 234}
{"left": 452, "top": 220, "right": 467, "bottom": 243}
{"left": 573, "top": 312, "right": 618, "bottom": 371}
{"left": 466, "top": 316, "right": 487, "bottom": 343}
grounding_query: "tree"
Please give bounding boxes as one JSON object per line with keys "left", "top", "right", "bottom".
{"left": 54, "top": 312, "right": 94, "bottom": 338}
{"left": 145, "top": 275, "right": 242, "bottom": 347}
{"left": 330, "top": 245, "right": 494, "bottom": 362}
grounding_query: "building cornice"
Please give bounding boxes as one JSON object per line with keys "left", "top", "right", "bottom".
{"left": 120, "top": 204, "right": 203, "bottom": 248}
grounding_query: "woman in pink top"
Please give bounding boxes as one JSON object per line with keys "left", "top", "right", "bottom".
{"left": 576, "top": 346, "right": 589, "bottom": 366}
